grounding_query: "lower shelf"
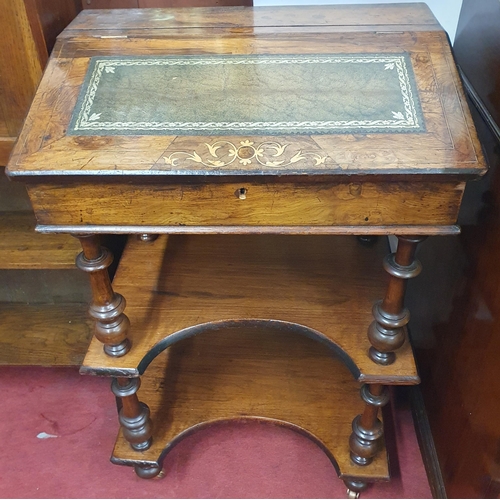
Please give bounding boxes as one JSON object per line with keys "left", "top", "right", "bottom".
{"left": 111, "top": 325, "right": 389, "bottom": 483}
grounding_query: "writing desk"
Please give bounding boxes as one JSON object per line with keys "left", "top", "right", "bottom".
{"left": 7, "top": 4, "right": 486, "bottom": 496}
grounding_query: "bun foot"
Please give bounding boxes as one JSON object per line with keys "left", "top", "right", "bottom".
{"left": 134, "top": 464, "right": 162, "bottom": 479}
{"left": 344, "top": 478, "right": 367, "bottom": 498}
{"left": 356, "top": 236, "right": 379, "bottom": 247}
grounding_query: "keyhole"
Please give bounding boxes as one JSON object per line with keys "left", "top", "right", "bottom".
{"left": 237, "top": 187, "right": 247, "bottom": 200}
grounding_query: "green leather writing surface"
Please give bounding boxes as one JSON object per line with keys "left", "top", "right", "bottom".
{"left": 68, "top": 54, "right": 424, "bottom": 136}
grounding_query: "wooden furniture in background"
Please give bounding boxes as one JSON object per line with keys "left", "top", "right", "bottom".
{"left": 408, "top": 0, "right": 500, "bottom": 496}
{"left": 0, "top": 167, "right": 92, "bottom": 366}
{"left": 0, "top": 0, "right": 93, "bottom": 366}
{"left": 0, "top": 0, "right": 81, "bottom": 165}
{"left": 6, "top": 4, "right": 485, "bottom": 495}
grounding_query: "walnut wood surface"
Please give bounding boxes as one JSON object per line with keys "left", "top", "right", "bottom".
{"left": 0, "top": 268, "right": 90, "bottom": 303}
{"left": 349, "top": 384, "right": 389, "bottom": 467}
{"left": 368, "top": 236, "right": 425, "bottom": 365}
{"left": 69, "top": 4, "right": 437, "bottom": 29}
{"left": 0, "top": 303, "right": 91, "bottom": 365}
{"left": 0, "top": 212, "right": 81, "bottom": 269}
{"left": 82, "top": 234, "right": 419, "bottom": 384}
{"left": 111, "top": 326, "right": 389, "bottom": 482}
{"left": 76, "top": 235, "right": 132, "bottom": 356}
{"left": 35, "top": 224, "right": 461, "bottom": 236}
{"left": 6, "top": 5, "right": 485, "bottom": 180}
{"left": 25, "top": 180, "right": 466, "bottom": 229}
{"left": 112, "top": 378, "right": 153, "bottom": 451}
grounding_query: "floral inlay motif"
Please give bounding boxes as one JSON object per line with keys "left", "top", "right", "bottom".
{"left": 163, "top": 140, "right": 328, "bottom": 168}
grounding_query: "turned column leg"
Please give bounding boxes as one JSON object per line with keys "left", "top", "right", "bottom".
{"left": 349, "top": 384, "right": 390, "bottom": 466}
{"left": 111, "top": 377, "right": 153, "bottom": 452}
{"left": 368, "top": 235, "right": 425, "bottom": 365}
{"left": 75, "top": 234, "right": 131, "bottom": 357}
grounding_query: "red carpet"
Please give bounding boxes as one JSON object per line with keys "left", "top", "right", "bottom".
{"left": 0, "top": 367, "right": 431, "bottom": 498}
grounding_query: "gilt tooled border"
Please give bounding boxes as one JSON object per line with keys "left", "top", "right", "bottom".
{"left": 68, "top": 53, "right": 425, "bottom": 136}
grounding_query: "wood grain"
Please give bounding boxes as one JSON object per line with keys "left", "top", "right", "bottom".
{"left": 111, "top": 326, "right": 390, "bottom": 483}
{"left": 0, "top": 138, "right": 16, "bottom": 167}
{"left": 0, "top": 303, "right": 92, "bottom": 365}
{"left": 0, "top": 267, "right": 90, "bottom": 303}
{"left": 25, "top": 180, "right": 466, "bottom": 228}
{"left": 76, "top": 234, "right": 132, "bottom": 357}
{"left": 0, "top": 0, "right": 80, "bottom": 164}
{"left": 6, "top": 6, "right": 486, "bottom": 179}
{"left": 413, "top": 4, "right": 500, "bottom": 493}
{"left": 82, "top": 234, "right": 419, "bottom": 384}
{"left": 29, "top": 0, "right": 82, "bottom": 55}
{"left": 0, "top": 0, "right": 44, "bottom": 137}
{"left": 68, "top": 4, "right": 438, "bottom": 30}
{"left": 34, "top": 224, "right": 461, "bottom": 236}
{"left": 0, "top": 212, "right": 81, "bottom": 269}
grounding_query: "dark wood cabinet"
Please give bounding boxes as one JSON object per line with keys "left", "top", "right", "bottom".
{"left": 411, "top": 0, "right": 500, "bottom": 496}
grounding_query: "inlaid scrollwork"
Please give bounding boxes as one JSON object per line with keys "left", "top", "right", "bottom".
{"left": 164, "top": 140, "right": 328, "bottom": 169}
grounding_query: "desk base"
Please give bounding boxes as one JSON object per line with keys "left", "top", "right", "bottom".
{"left": 111, "top": 326, "right": 390, "bottom": 486}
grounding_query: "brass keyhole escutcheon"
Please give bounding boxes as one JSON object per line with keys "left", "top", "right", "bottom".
{"left": 236, "top": 187, "right": 247, "bottom": 200}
